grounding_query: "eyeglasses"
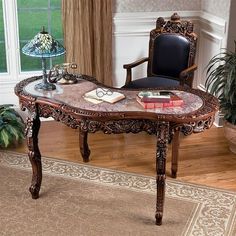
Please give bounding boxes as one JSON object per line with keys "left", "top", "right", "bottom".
{"left": 96, "top": 87, "right": 113, "bottom": 98}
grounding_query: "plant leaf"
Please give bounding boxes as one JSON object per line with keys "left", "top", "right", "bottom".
{"left": 0, "top": 129, "right": 10, "bottom": 148}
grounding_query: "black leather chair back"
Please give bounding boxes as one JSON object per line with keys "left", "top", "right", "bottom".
{"left": 123, "top": 13, "right": 197, "bottom": 88}
{"left": 151, "top": 34, "right": 190, "bottom": 78}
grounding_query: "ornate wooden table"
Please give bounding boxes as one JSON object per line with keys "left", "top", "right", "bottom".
{"left": 15, "top": 75, "right": 219, "bottom": 225}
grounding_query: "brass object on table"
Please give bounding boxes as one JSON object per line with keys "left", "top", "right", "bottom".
{"left": 48, "top": 63, "right": 78, "bottom": 84}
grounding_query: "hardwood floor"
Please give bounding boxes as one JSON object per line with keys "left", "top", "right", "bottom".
{"left": 10, "top": 121, "right": 236, "bottom": 191}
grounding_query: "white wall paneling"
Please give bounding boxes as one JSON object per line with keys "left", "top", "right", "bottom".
{"left": 195, "top": 13, "right": 226, "bottom": 127}
{"left": 196, "top": 30, "right": 223, "bottom": 90}
{"left": 196, "top": 28, "right": 225, "bottom": 125}
{"left": 196, "top": 12, "right": 227, "bottom": 90}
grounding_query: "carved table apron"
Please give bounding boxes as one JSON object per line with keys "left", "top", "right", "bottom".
{"left": 14, "top": 75, "right": 219, "bottom": 225}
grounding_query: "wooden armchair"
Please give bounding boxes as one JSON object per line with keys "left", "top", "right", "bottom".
{"left": 123, "top": 13, "right": 198, "bottom": 178}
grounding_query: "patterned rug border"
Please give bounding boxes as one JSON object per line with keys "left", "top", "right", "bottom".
{"left": 1, "top": 151, "right": 236, "bottom": 236}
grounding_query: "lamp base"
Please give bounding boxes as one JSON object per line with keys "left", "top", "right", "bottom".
{"left": 34, "top": 81, "right": 56, "bottom": 91}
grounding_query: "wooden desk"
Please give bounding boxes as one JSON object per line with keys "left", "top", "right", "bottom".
{"left": 15, "top": 75, "right": 219, "bottom": 225}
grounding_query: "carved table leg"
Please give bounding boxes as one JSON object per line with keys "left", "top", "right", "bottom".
{"left": 79, "top": 130, "right": 90, "bottom": 162}
{"left": 155, "top": 122, "right": 169, "bottom": 225}
{"left": 171, "top": 130, "right": 180, "bottom": 178}
{"left": 26, "top": 112, "right": 42, "bottom": 199}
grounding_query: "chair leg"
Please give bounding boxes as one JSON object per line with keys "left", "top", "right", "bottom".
{"left": 171, "top": 130, "right": 180, "bottom": 178}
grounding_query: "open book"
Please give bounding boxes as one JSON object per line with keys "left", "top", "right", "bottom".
{"left": 84, "top": 88, "right": 125, "bottom": 104}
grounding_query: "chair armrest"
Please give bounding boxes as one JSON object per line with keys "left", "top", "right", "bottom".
{"left": 179, "top": 64, "right": 197, "bottom": 87}
{"left": 123, "top": 57, "right": 149, "bottom": 86}
{"left": 123, "top": 57, "right": 149, "bottom": 69}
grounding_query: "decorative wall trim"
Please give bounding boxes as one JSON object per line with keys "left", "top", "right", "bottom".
{"left": 196, "top": 29, "right": 223, "bottom": 90}
{"left": 198, "top": 11, "right": 227, "bottom": 34}
{"left": 196, "top": 13, "right": 226, "bottom": 127}
{"left": 113, "top": 10, "right": 226, "bottom": 38}
{"left": 113, "top": 11, "right": 200, "bottom": 37}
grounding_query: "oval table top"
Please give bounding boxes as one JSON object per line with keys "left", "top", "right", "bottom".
{"left": 15, "top": 75, "right": 219, "bottom": 124}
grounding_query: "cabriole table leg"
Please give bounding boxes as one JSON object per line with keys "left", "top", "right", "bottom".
{"left": 26, "top": 112, "right": 42, "bottom": 199}
{"left": 79, "top": 130, "right": 91, "bottom": 162}
{"left": 155, "top": 122, "right": 169, "bottom": 225}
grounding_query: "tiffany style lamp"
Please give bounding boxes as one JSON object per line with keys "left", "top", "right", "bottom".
{"left": 22, "top": 27, "right": 66, "bottom": 90}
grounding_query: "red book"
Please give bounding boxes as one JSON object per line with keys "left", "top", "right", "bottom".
{"left": 138, "top": 91, "right": 171, "bottom": 103}
{"left": 140, "top": 97, "right": 170, "bottom": 103}
{"left": 136, "top": 95, "right": 183, "bottom": 109}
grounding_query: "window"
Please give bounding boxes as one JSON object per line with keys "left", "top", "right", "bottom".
{"left": 0, "top": 0, "right": 64, "bottom": 105}
{"left": 0, "top": 0, "right": 7, "bottom": 72}
{"left": 0, "top": 0, "right": 63, "bottom": 76}
{"left": 17, "top": 0, "right": 64, "bottom": 72}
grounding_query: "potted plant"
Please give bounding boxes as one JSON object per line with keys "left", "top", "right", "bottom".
{"left": 205, "top": 41, "right": 236, "bottom": 153}
{"left": 0, "top": 104, "right": 25, "bottom": 148}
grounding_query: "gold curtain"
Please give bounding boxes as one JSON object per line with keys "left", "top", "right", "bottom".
{"left": 61, "top": 0, "right": 113, "bottom": 86}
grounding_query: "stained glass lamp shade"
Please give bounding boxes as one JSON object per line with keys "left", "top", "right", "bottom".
{"left": 22, "top": 27, "right": 66, "bottom": 90}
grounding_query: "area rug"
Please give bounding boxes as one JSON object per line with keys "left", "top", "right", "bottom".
{"left": 0, "top": 151, "right": 236, "bottom": 236}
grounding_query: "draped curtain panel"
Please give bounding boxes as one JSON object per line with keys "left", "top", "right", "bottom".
{"left": 61, "top": 0, "right": 113, "bottom": 86}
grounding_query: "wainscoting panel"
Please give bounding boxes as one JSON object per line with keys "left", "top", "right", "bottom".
{"left": 195, "top": 13, "right": 226, "bottom": 126}
{"left": 112, "top": 34, "right": 150, "bottom": 87}
{"left": 196, "top": 30, "right": 223, "bottom": 90}
{"left": 195, "top": 11, "right": 226, "bottom": 90}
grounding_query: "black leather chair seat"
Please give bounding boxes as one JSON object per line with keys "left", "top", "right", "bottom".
{"left": 123, "top": 76, "right": 188, "bottom": 89}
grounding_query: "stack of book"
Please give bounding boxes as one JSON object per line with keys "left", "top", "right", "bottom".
{"left": 136, "top": 91, "right": 183, "bottom": 109}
